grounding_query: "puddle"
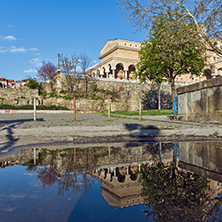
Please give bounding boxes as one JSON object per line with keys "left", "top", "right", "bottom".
{"left": 0, "top": 141, "right": 221, "bottom": 221}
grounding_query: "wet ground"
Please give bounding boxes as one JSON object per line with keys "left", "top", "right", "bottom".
{"left": 0, "top": 141, "right": 222, "bottom": 221}
{"left": 1, "top": 112, "right": 222, "bottom": 155}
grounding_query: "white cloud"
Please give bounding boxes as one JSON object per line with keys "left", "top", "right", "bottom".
{"left": 29, "top": 48, "right": 38, "bottom": 51}
{"left": 6, "top": 25, "right": 13, "bottom": 28}
{"left": 1, "top": 35, "right": 17, "bottom": 41}
{"left": 0, "top": 46, "right": 26, "bottom": 53}
{"left": 29, "top": 57, "right": 42, "bottom": 67}
{"left": 0, "top": 46, "right": 38, "bottom": 54}
{"left": 0, "top": 48, "right": 7, "bottom": 53}
{"left": 24, "top": 69, "right": 37, "bottom": 73}
{"left": 9, "top": 46, "right": 26, "bottom": 53}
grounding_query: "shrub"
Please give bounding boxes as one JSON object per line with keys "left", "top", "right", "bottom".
{"left": 0, "top": 104, "right": 69, "bottom": 110}
{"left": 48, "top": 91, "right": 58, "bottom": 98}
{"left": 59, "top": 90, "right": 67, "bottom": 94}
{"left": 24, "top": 78, "right": 40, "bottom": 89}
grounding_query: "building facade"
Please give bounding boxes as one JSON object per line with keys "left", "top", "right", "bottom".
{"left": 88, "top": 39, "right": 222, "bottom": 86}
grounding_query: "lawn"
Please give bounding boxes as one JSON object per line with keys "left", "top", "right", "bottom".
{"left": 110, "top": 109, "right": 173, "bottom": 116}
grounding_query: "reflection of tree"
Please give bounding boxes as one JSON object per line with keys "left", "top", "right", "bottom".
{"left": 58, "top": 172, "right": 92, "bottom": 196}
{"left": 139, "top": 158, "right": 222, "bottom": 221}
{"left": 36, "top": 167, "right": 58, "bottom": 188}
{"left": 25, "top": 148, "right": 95, "bottom": 196}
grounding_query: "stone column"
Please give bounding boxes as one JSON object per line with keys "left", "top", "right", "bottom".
{"left": 140, "top": 147, "right": 143, "bottom": 159}
{"left": 126, "top": 165, "right": 129, "bottom": 175}
{"left": 111, "top": 68, "right": 116, "bottom": 79}
{"left": 124, "top": 69, "right": 128, "bottom": 80}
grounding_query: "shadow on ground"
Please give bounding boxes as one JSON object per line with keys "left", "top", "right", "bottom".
{"left": 123, "top": 123, "right": 161, "bottom": 146}
{"left": 0, "top": 118, "right": 44, "bottom": 153}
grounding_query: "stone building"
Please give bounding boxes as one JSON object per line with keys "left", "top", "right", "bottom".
{"left": 88, "top": 39, "right": 140, "bottom": 81}
{"left": 88, "top": 39, "right": 222, "bottom": 85}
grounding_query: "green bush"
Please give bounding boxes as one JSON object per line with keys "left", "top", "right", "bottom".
{"left": 0, "top": 104, "right": 69, "bottom": 110}
{"left": 24, "top": 78, "right": 40, "bottom": 89}
{"left": 59, "top": 90, "right": 67, "bottom": 94}
{"left": 48, "top": 91, "right": 58, "bottom": 98}
{"left": 40, "top": 89, "right": 47, "bottom": 99}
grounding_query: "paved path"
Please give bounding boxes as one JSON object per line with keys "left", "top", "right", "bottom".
{"left": 0, "top": 112, "right": 222, "bottom": 155}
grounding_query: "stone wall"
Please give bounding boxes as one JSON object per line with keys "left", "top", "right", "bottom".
{"left": 177, "top": 76, "right": 222, "bottom": 122}
{"left": 0, "top": 79, "right": 172, "bottom": 111}
{"left": 0, "top": 87, "right": 38, "bottom": 105}
{"left": 46, "top": 79, "right": 172, "bottom": 111}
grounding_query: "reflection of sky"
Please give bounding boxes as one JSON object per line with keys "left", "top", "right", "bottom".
{"left": 0, "top": 165, "right": 147, "bottom": 222}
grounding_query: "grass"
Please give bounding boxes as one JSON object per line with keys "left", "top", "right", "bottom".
{"left": 110, "top": 109, "right": 173, "bottom": 116}
{"left": 104, "top": 119, "right": 114, "bottom": 122}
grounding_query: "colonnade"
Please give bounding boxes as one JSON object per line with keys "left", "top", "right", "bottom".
{"left": 90, "top": 63, "right": 139, "bottom": 81}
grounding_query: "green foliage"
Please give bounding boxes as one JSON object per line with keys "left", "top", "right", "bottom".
{"left": 48, "top": 91, "right": 58, "bottom": 98}
{"left": 0, "top": 104, "right": 69, "bottom": 110}
{"left": 139, "top": 159, "right": 210, "bottom": 221}
{"left": 62, "top": 95, "right": 73, "bottom": 100}
{"left": 39, "top": 89, "right": 47, "bottom": 99}
{"left": 136, "top": 12, "right": 206, "bottom": 100}
{"left": 24, "top": 77, "right": 40, "bottom": 89}
{"left": 59, "top": 90, "right": 67, "bottom": 94}
{"left": 110, "top": 109, "right": 173, "bottom": 116}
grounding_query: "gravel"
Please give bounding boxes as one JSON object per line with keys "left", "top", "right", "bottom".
{"left": 0, "top": 112, "right": 222, "bottom": 155}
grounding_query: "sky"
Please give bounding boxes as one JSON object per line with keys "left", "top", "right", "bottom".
{"left": 0, "top": 0, "right": 147, "bottom": 81}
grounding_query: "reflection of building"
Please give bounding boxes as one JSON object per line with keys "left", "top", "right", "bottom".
{"left": 178, "top": 141, "right": 222, "bottom": 176}
{"left": 178, "top": 141, "right": 222, "bottom": 199}
{"left": 91, "top": 164, "right": 143, "bottom": 208}
{"left": 88, "top": 39, "right": 222, "bottom": 85}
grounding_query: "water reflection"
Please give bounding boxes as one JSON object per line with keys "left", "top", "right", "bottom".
{"left": 0, "top": 141, "right": 222, "bottom": 221}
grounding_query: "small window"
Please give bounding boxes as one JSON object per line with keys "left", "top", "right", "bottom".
{"left": 130, "top": 44, "right": 132, "bottom": 46}
{"left": 124, "top": 43, "right": 127, "bottom": 45}
{"left": 135, "top": 45, "right": 137, "bottom": 47}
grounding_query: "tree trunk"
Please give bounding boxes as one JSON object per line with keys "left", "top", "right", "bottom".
{"left": 157, "top": 82, "right": 161, "bottom": 110}
{"left": 171, "top": 81, "right": 176, "bottom": 108}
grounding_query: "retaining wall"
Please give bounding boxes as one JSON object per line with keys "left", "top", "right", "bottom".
{"left": 0, "top": 79, "right": 172, "bottom": 112}
{"left": 177, "top": 76, "right": 222, "bottom": 122}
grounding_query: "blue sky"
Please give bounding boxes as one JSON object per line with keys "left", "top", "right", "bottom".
{"left": 0, "top": 0, "right": 147, "bottom": 81}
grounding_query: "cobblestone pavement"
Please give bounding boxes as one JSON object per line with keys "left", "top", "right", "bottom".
{"left": 0, "top": 112, "right": 211, "bottom": 130}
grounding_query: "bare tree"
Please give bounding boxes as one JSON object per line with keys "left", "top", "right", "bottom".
{"left": 79, "top": 52, "right": 91, "bottom": 97}
{"left": 118, "top": 0, "right": 222, "bottom": 56}
{"left": 59, "top": 54, "right": 80, "bottom": 96}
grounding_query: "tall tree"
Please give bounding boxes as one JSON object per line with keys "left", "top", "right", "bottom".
{"left": 136, "top": 12, "right": 206, "bottom": 102}
{"left": 36, "top": 60, "right": 57, "bottom": 91}
{"left": 59, "top": 54, "right": 80, "bottom": 96}
{"left": 118, "top": 0, "right": 222, "bottom": 56}
{"left": 79, "top": 52, "right": 91, "bottom": 97}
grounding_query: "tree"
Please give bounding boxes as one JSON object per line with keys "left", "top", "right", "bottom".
{"left": 24, "top": 76, "right": 40, "bottom": 89}
{"left": 59, "top": 54, "right": 80, "bottom": 96}
{"left": 79, "top": 52, "right": 91, "bottom": 97}
{"left": 36, "top": 61, "right": 57, "bottom": 91}
{"left": 118, "top": 0, "right": 222, "bottom": 56}
{"left": 139, "top": 160, "right": 220, "bottom": 221}
{"left": 136, "top": 12, "right": 206, "bottom": 102}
